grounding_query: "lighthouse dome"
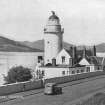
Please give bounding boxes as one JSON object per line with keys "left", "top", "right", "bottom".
{"left": 47, "top": 11, "right": 60, "bottom": 25}
{"left": 49, "top": 11, "right": 59, "bottom": 20}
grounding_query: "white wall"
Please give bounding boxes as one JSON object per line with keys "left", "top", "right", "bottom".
{"left": 79, "top": 58, "right": 90, "bottom": 65}
{"left": 44, "top": 33, "right": 62, "bottom": 64}
{"left": 86, "top": 65, "right": 95, "bottom": 72}
{"left": 38, "top": 66, "right": 87, "bottom": 79}
{"left": 56, "top": 49, "right": 71, "bottom": 65}
{"left": 39, "top": 67, "right": 69, "bottom": 79}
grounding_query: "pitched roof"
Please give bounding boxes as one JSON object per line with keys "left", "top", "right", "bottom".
{"left": 89, "top": 56, "right": 99, "bottom": 65}
{"left": 65, "top": 48, "right": 92, "bottom": 60}
{"left": 97, "top": 57, "right": 104, "bottom": 65}
{"left": 101, "top": 57, "right": 105, "bottom": 66}
{"left": 65, "top": 47, "right": 101, "bottom": 66}
{"left": 65, "top": 49, "right": 72, "bottom": 57}
{"left": 83, "top": 56, "right": 101, "bottom": 65}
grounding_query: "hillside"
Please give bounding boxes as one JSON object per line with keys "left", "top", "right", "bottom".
{"left": 0, "top": 36, "right": 42, "bottom": 52}
{"left": 21, "top": 40, "right": 44, "bottom": 51}
{"left": 21, "top": 40, "right": 105, "bottom": 53}
{"left": 0, "top": 36, "right": 105, "bottom": 53}
{"left": 96, "top": 43, "right": 105, "bottom": 52}
{"left": 21, "top": 40, "right": 73, "bottom": 51}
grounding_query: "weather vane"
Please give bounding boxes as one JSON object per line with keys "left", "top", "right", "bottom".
{"left": 51, "top": 11, "right": 55, "bottom": 15}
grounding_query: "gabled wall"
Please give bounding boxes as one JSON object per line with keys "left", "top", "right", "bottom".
{"left": 56, "top": 49, "right": 71, "bottom": 65}
{"left": 79, "top": 58, "right": 90, "bottom": 65}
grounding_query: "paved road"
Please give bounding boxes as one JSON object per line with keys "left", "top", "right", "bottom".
{"left": 1, "top": 76, "right": 105, "bottom": 105}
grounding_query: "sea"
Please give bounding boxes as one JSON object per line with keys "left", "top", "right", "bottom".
{"left": 0, "top": 51, "right": 43, "bottom": 85}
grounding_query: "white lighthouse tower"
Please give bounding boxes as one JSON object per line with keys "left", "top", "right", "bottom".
{"left": 44, "top": 11, "right": 64, "bottom": 64}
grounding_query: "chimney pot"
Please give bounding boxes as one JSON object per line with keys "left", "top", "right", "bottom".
{"left": 69, "top": 58, "right": 73, "bottom": 67}
{"left": 52, "top": 58, "right": 56, "bottom": 66}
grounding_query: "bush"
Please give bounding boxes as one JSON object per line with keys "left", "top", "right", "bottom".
{"left": 4, "top": 66, "right": 32, "bottom": 84}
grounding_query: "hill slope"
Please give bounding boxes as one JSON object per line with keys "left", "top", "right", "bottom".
{"left": 0, "top": 36, "right": 42, "bottom": 52}
{"left": 96, "top": 43, "right": 105, "bottom": 52}
{"left": 21, "top": 40, "right": 105, "bottom": 53}
{"left": 0, "top": 36, "right": 105, "bottom": 53}
{"left": 21, "top": 40, "right": 44, "bottom": 51}
{"left": 21, "top": 40, "right": 73, "bottom": 51}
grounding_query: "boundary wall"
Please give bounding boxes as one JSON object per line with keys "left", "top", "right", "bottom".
{"left": 0, "top": 71, "right": 105, "bottom": 96}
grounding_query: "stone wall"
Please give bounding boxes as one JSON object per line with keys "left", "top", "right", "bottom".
{"left": 0, "top": 80, "right": 43, "bottom": 96}
{"left": 0, "top": 71, "right": 104, "bottom": 96}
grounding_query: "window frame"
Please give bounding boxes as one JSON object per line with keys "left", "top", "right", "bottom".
{"left": 61, "top": 56, "right": 65, "bottom": 64}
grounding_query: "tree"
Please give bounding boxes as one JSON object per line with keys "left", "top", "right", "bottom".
{"left": 4, "top": 66, "right": 32, "bottom": 84}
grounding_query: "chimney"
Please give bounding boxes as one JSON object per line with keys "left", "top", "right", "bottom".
{"left": 93, "top": 45, "right": 96, "bottom": 56}
{"left": 72, "top": 46, "right": 76, "bottom": 64}
{"left": 83, "top": 47, "right": 86, "bottom": 58}
{"left": 72, "top": 46, "right": 76, "bottom": 58}
{"left": 69, "top": 46, "right": 73, "bottom": 56}
{"left": 52, "top": 58, "right": 56, "bottom": 66}
{"left": 69, "top": 58, "right": 73, "bottom": 67}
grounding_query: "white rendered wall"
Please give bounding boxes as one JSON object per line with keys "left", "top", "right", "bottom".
{"left": 39, "top": 67, "right": 69, "bottom": 79}
{"left": 37, "top": 66, "right": 85, "bottom": 79}
{"left": 79, "top": 58, "right": 90, "bottom": 65}
{"left": 56, "top": 49, "right": 71, "bottom": 65}
{"left": 44, "top": 33, "right": 62, "bottom": 64}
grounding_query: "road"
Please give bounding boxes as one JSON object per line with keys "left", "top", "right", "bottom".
{"left": 1, "top": 75, "right": 105, "bottom": 105}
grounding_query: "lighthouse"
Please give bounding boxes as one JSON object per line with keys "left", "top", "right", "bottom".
{"left": 44, "top": 11, "right": 64, "bottom": 64}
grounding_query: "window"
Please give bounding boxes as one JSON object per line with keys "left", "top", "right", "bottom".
{"left": 38, "top": 56, "right": 43, "bottom": 63}
{"left": 81, "top": 69, "right": 84, "bottom": 73}
{"left": 42, "top": 70, "right": 45, "bottom": 76}
{"left": 47, "top": 41, "right": 50, "bottom": 44}
{"left": 77, "top": 70, "right": 80, "bottom": 73}
{"left": 72, "top": 70, "right": 75, "bottom": 74}
{"left": 61, "top": 56, "right": 65, "bottom": 64}
{"left": 44, "top": 28, "right": 46, "bottom": 31}
{"left": 62, "top": 71, "right": 65, "bottom": 75}
{"left": 97, "top": 66, "right": 100, "bottom": 70}
{"left": 86, "top": 67, "right": 90, "bottom": 72}
{"left": 69, "top": 70, "right": 71, "bottom": 74}
{"left": 47, "top": 59, "right": 49, "bottom": 62}
{"left": 67, "top": 70, "right": 69, "bottom": 74}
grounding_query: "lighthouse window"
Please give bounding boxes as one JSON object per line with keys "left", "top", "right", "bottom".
{"left": 47, "top": 41, "right": 50, "bottom": 44}
{"left": 47, "top": 59, "right": 49, "bottom": 62}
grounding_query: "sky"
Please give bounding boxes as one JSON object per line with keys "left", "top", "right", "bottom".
{"left": 0, "top": 0, "right": 105, "bottom": 45}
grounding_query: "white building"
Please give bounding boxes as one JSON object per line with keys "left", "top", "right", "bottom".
{"left": 56, "top": 49, "right": 71, "bottom": 65}
{"left": 36, "top": 11, "right": 103, "bottom": 79}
